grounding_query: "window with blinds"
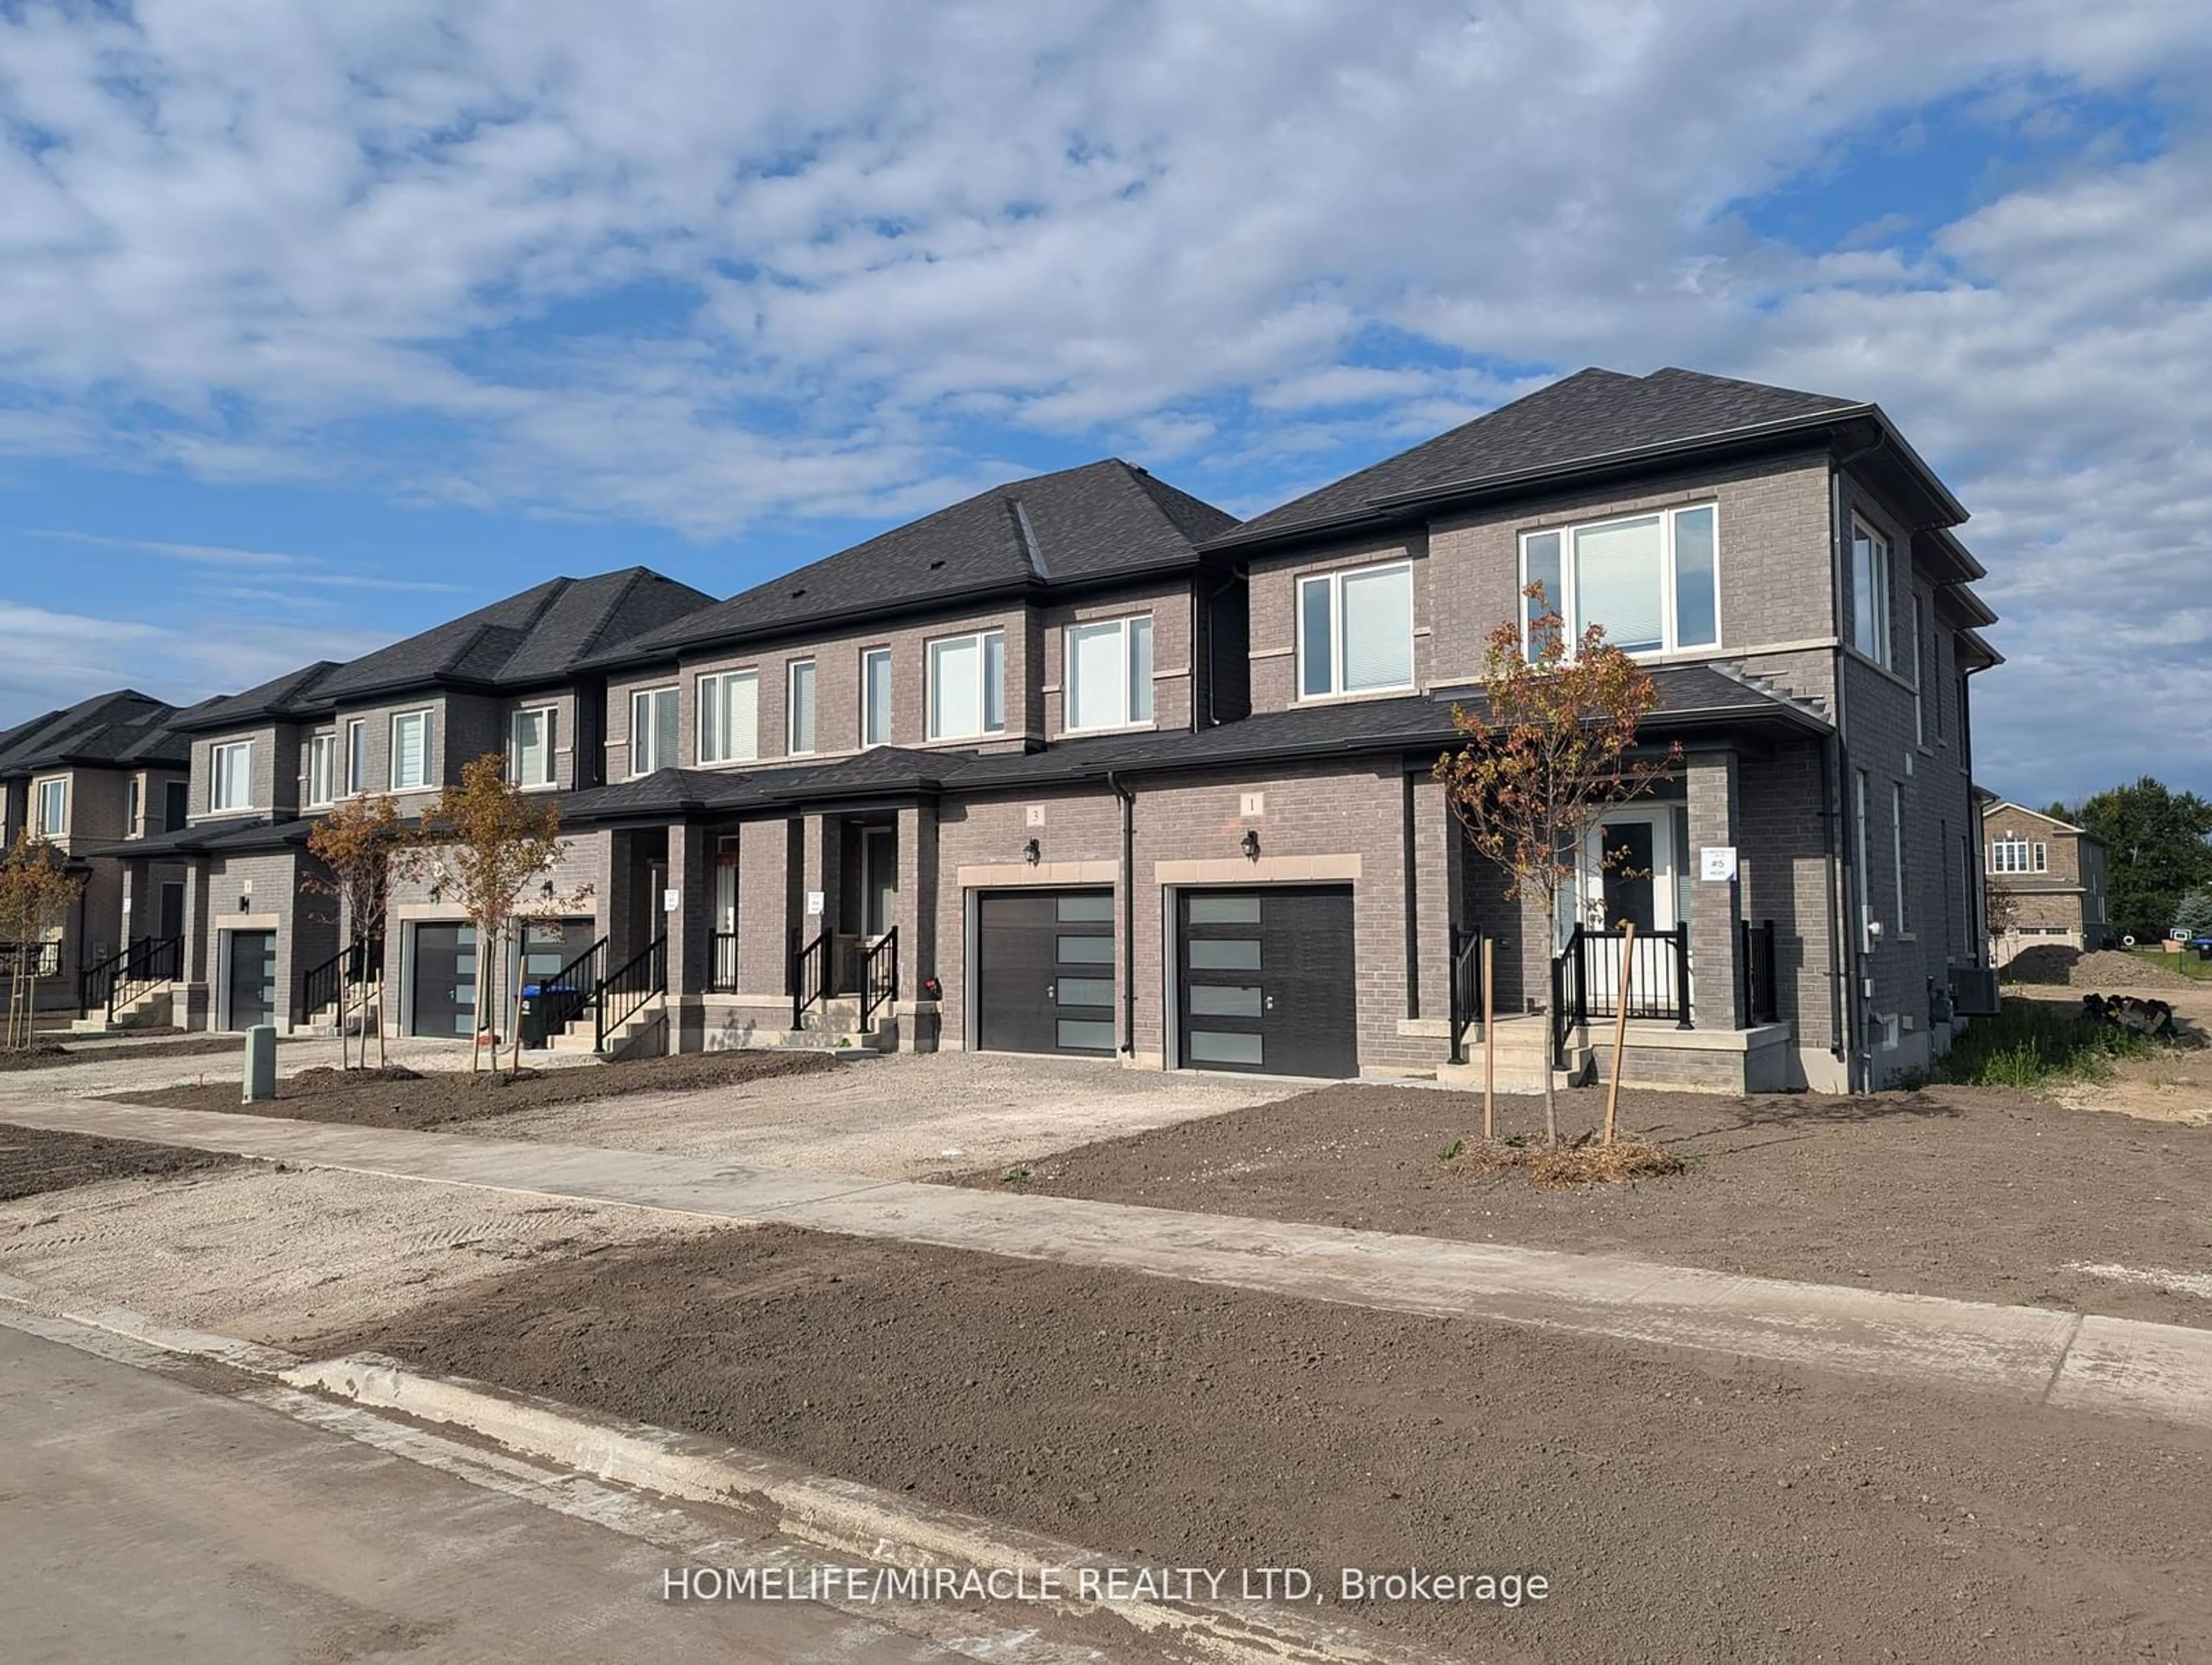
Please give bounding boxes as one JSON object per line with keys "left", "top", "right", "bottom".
{"left": 1065, "top": 615, "right": 1154, "bottom": 731}
{"left": 928, "top": 630, "right": 1006, "bottom": 740}
{"left": 631, "top": 687, "right": 679, "bottom": 776}
{"left": 696, "top": 671, "right": 758, "bottom": 764}
{"left": 391, "top": 711, "right": 431, "bottom": 790}
{"left": 1519, "top": 504, "right": 1719, "bottom": 660}
{"left": 1297, "top": 562, "right": 1414, "bottom": 698}
{"left": 862, "top": 648, "right": 893, "bottom": 747}
{"left": 787, "top": 660, "right": 817, "bottom": 755}
{"left": 510, "top": 706, "right": 556, "bottom": 786}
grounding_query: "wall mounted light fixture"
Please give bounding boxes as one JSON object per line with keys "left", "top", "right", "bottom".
{"left": 1022, "top": 837, "right": 1041, "bottom": 865}
{"left": 1241, "top": 828, "right": 1261, "bottom": 861}
{"left": 540, "top": 877, "right": 555, "bottom": 899}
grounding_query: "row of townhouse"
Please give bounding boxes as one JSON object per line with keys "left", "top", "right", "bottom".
{"left": 62, "top": 366, "right": 2000, "bottom": 1091}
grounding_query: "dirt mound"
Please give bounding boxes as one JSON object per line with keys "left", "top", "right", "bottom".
{"left": 2002, "top": 944, "right": 2078, "bottom": 984}
{"left": 2071, "top": 949, "right": 2199, "bottom": 988}
{"left": 290, "top": 1065, "right": 425, "bottom": 1085}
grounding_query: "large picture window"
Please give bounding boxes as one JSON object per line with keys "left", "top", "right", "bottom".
{"left": 631, "top": 686, "right": 679, "bottom": 776}
{"left": 391, "top": 710, "right": 432, "bottom": 790}
{"left": 1298, "top": 562, "right": 1414, "bottom": 698}
{"left": 696, "top": 671, "right": 758, "bottom": 765}
{"left": 1850, "top": 517, "right": 1892, "bottom": 665}
{"left": 510, "top": 706, "right": 556, "bottom": 787}
{"left": 1520, "top": 504, "right": 1718, "bottom": 659}
{"left": 1065, "top": 615, "right": 1154, "bottom": 731}
{"left": 211, "top": 741, "right": 253, "bottom": 812}
{"left": 927, "top": 630, "right": 1006, "bottom": 741}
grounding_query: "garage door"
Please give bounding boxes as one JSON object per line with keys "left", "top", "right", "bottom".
{"left": 974, "top": 889, "right": 1116, "bottom": 1055}
{"left": 224, "top": 930, "right": 276, "bottom": 1031}
{"left": 411, "top": 922, "right": 479, "bottom": 1039}
{"left": 1177, "top": 886, "right": 1356, "bottom": 1078}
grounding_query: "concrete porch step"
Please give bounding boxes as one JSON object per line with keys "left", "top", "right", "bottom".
{"left": 304, "top": 986, "right": 384, "bottom": 1037}
{"left": 70, "top": 984, "right": 176, "bottom": 1036}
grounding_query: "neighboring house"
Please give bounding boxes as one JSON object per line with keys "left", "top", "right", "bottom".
{"left": 0, "top": 690, "right": 198, "bottom": 1016}
{"left": 1978, "top": 796, "right": 2112, "bottom": 964}
{"left": 115, "top": 365, "right": 1999, "bottom": 1091}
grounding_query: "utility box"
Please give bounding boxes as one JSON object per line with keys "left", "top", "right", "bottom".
{"left": 242, "top": 1024, "right": 277, "bottom": 1102}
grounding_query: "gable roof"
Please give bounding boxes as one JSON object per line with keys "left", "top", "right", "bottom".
{"left": 1981, "top": 800, "right": 2094, "bottom": 839}
{"left": 603, "top": 460, "right": 1237, "bottom": 665}
{"left": 0, "top": 688, "right": 194, "bottom": 775}
{"left": 1217, "top": 366, "right": 1928, "bottom": 548}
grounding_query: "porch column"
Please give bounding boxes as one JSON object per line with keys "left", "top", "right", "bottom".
{"left": 664, "top": 822, "right": 710, "bottom": 1001}
{"left": 800, "top": 813, "right": 844, "bottom": 943}
{"left": 180, "top": 861, "right": 213, "bottom": 1030}
{"left": 892, "top": 803, "right": 940, "bottom": 1052}
{"left": 735, "top": 816, "right": 794, "bottom": 997}
{"left": 1411, "top": 772, "right": 1456, "bottom": 1022}
{"left": 1685, "top": 748, "right": 1744, "bottom": 1028}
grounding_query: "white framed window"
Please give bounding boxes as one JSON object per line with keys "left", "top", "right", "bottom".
{"left": 308, "top": 733, "right": 336, "bottom": 806}
{"left": 1892, "top": 783, "right": 1910, "bottom": 935}
{"left": 696, "top": 671, "right": 759, "bottom": 765}
{"left": 390, "top": 710, "right": 432, "bottom": 791}
{"left": 787, "top": 660, "right": 817, "bottom": 755}
{"left": 927, "top": 630, "right": 1006, "bottom": 741}
{"left": 1850, "top": 517, "right": 1892, "bottom": 665}
{"left": 862, "top": 648, "right": 893, "bottom": 748}
{"left": 509, "top": 706, "right": 556, "bottom": 788}
{"left": 1518, "top": 505, "right": 1718, "bottom": 660}
{"left": 211, "top": 741, "right": 252, "bottom": 813}
{"left": 1989, "top": 838, "right": 2047, "bottom": 875}
{"left": 344, "top": 719, "right": 367, "bottom": 796}
{"left": 34, "top": 777, "right": 65, "bottom": 837}
{"left": 1065, "top": 615, "right": 1155, "bottom": 732}
{"left": 631, "top": 686, "right": 679, "bottom": 776}
{"left": 1299, "top": 561, "right": 1415, "bottom": 698}
{"left": 125, "top": 775, "right": 141, "bottom": 837}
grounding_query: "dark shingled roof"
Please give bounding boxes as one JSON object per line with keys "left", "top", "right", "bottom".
{"left": 0, "top": 689, "right": 194, "bottom": 775}
{"left": 607, "top": 460, "right": 1237, "bottom": 664}
{"left": 1221, "top": 367, "right": 1867, "bottom": 546}
{"left": 176, "top": 661, "right": 343, "bottom": 733}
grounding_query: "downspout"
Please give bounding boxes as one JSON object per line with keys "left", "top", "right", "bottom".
{"left": 1108, "top": 771, "right": 1137, "bottom": 1057}
{"left": 1827, "top": 428, "right": 1885, "bottom": 1091}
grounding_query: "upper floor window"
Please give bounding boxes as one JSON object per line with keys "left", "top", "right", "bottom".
{"left": 697, "top": 671, "right": 758, "bottom": 765}
{"left": 1300, "top": 562, "right": 1414, "bottom": 698}
{"left": 928, "top": 630, "right": 1006, "bottom": 741}
{"left": 1066, "top": 615, "right": 1154, "bottom": 731}
{"left": 34, "top": 778, "right": 65, "bottom": 837}
{"left": 1990, "top": 837, "right": 2046, "bottom": 875}
{"left": 787, "top": 660, "right": 817, "bottom": 756}
{"left": 211, "top": 741, "right": 252, "bottom": 812}
{"left": 631, "top": 686, "right": 678, "bottom": 776}
{"left": 125, "top": 775, "right": 141, "bottom": 837}
{"left": 1850, "top": 518, "right": 1892, "bottom": 665}
{"left": 862, "top": 648, "right": 893, "bottom": 748}
{"left": 308, "top": 733, "right": 336, "bottom": 806}
{"left": 165, "top": 780, "right": 188, "bottom": 832}
{"left": 1521, "top": 505, "right": 1717, "bottom": 660}
{"left": 391, "top": 710, "right": 433, "bottom": 791}
{"left": 344, "top": 719, "right": 367, "bottom": 796}
{"left": 510, "top": 706, "right": 556, "bottom": 788}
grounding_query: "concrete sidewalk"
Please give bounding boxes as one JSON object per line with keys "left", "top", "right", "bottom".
{"left": 6, "top": 1090, "right": 2210, "bottom": 1429}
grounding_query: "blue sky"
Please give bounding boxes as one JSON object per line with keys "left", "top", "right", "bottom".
{"left": 3, "top": 1, "right": 2210, "bottom": 805}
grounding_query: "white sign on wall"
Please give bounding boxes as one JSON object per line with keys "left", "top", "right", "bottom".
{"left": 1699, "top": 846, "right": 1738, "bottom": 883}
{"left": 805, "top": 890, "right": 825, "bottom": 917}
{"left": 662, "top": 888, "right": 680, "bottom": 913}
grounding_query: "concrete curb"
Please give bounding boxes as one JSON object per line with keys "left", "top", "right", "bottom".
{"left": 286, "top": 1352, "right": 1455, "bottom": 1665}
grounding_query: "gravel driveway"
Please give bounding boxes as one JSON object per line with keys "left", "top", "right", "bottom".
{"left": 457, "top": 1051, "right": 1297, "bottom": 1179}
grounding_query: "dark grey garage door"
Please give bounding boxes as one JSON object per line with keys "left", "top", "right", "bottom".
{"left": 975, "top": 889, "right": 1117, "bottom": 1056}
{"left": 225, "top": 930, "right": 276, "bottom": 1031}
{"left": 1177, "top": 886, "right": 1356, "bottom": 1078}
{"left": 411, "top": 923, "right": 479, "bottom": 1039}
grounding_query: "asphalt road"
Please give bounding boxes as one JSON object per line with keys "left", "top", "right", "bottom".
{"left": 0, "top": 1323, "right": 1019, "bottom": 1664}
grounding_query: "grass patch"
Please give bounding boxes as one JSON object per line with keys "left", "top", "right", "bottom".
{"left": 2133, "top": 948, "right": 2212, "bottom": 982}
{"left": 1935, "top": 997, "right": 2160, "bottom": 1092}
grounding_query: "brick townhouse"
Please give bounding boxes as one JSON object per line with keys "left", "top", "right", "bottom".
{"left": 95, "top": 365, "right": 1999, "bottom": 1091}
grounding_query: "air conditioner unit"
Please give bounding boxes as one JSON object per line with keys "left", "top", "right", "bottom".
{"left": 1950, "top": 964, "right": 2001, "bottom": 1017}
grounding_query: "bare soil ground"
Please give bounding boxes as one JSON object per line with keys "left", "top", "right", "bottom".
{"left": 315, "top": 1223, "right": 2212, "bottom": 1664}
{"left": 964, "top": 1081, "right": 2212, "bottom": 1325}
{"left": 101, "top": 1049, "right": 840, "bottom": 1130}
{"left": 2008, "top": 944, "right": 2204, "bottom": 988}
{"left": 0, "top": 1035, "right": 243, "bottom": 1073}
{"left": 0, "top": 1122, "right": 239, "bottom": 1201}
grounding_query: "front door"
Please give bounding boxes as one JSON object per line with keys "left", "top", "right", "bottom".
{"left": 224, "top": 930, "right": 276, "bottom": 1030}
{"left": 974, "top": 889, "right": 1117, "bottom": 1055}
{"left": 1580, "top": 810, "right": 1679, "bottom": 1010}
{"left": 158, "top": 883, "right": 185, "bottom": 941}
{"left": 862, "top": 827, "right": 897, "bottom": 939}
{"left": 410, "top": 923, "right": 478, "bottom": 1039}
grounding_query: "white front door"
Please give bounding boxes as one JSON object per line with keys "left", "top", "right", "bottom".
{"left": 1578, "top": 808, "right": 1680, "bottom": 1011}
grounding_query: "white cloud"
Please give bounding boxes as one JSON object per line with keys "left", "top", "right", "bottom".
{"left": 1, "top": 1, "right": 2211, "bottom": 793}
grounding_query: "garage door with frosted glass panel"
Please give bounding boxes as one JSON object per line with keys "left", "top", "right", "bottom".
{"left": 974, "top": 890, "right": 1116, "bottom": 1056}
{"left": 1177, "top": 886, "right": 1356, "bottom": 1077}
{"left": 410, "top": 922, "right": 479, "bottom": 1038}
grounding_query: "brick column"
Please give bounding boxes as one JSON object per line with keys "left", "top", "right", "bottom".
{"left": 736, "top": 817, "right": 794, "bottom": 998}
{"left": 1411, "top": 773, "right": 1455, "bottom": 1021}
{"left": 893, "top": 803, "right": 940, "bottom": 1051}
{"left": 1685, "top": 748, "right": 1744, "bottom": 1028}
{"left": 664, "top": 822, "right": 710, "bottom": 1000}
{"left": 800, "top": 813, "right": 844, "bottom": 940}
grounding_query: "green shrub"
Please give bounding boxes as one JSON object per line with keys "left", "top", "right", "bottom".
{"left": 1934, "top": 998, "right": 2158, "bottom": 1092}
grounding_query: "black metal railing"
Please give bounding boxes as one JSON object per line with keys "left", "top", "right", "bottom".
{"left": 533, "top": 935, "right": 608, "bottom": 1045}
{"left": 83, "top": 933, "right": 182, "bottom": 1024}
{"left": 2, "top": 941, "right": 62, "bottom": 981}
{"left": 1741, "top": 918, "right": 1779, "bottom": 1025}
{"left": 859, "top": 927, "right": 899, "bottom": 1036}
{"left": 1550, "top": 923, "right": 1692, "bottom": 1047}
{"left": 791, "top": 930, "right": 830, "bottom": 1028}
{"left": 1446, "top": 925, "right": 1485, "bottom": 1066}
{"left": 300, "top": 936, "right": 382, "bottom": 1024}
{"left": 709, "top": 930, "right": 740, "bottom": 993}
{"left": 596, "top": 934, "right": 666, "bottom": 1052}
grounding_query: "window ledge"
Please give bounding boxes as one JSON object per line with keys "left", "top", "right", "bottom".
{"left": 1061, "top": 720, "right": 1158, "bottom": 739}
{"left": 1293, "top": 684, "right": 1420, "bottom": 708}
